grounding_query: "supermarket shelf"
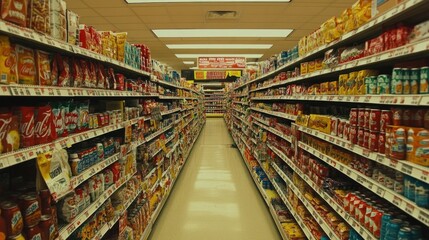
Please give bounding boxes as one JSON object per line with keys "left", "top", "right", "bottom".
{"left": 231, "top": 136, "right": 290, "bottom": 240}
{"left": 252, "top": 118, "right": 292, "bottom": 143}
{"left": 233, "top": 93, "right": 248, "bottom": 97}
{"left": 161, "top": 108, "right": 181, "bottom": 116}
{"left": 59, "top": 172, "right": 136, "bottom": 240}
{"left": 233, "top": 0, "right": 427, "bottom": 90}
{"left": 233, "top": 114, "right": 250, "bottom": 127}
{"left": 232, "top": 101, "right": 249, "bottom": 105}
{"left": 252, "top": 94, "right": 423, "bottom": 106}
{"left": 149, "top": 134, "right": 175, "bottom": 159}
{"left": 250, "top": 107, "right": 297, "bottom": 121}
{"left": 232, "top": 108, "right": 246, "bottom": 115}
{"left": 93, "top": 185, "right": 144, "bottom": 240}
{"left": 140, "top": 123, "right": 204, "bottom": 240}
{"left": 251, "top": 116, "right": 270, "bottom": 126}
{"left": 268, "top": 144, "right": 376, "bottom": 240}
{"left": 144, "top": 124, "right": 174, "bottom": 144}
{"left": 0, "top": 21, "right": 152, "bottom": 78}
{"left": 296, "top": 124, "right": 429, "bottom": 185}
{"left": 154, "top": 79, "right": 182, "bottom": 89}
{"left": 270, "top": 161, "right": 340, "bottom": 240}
{"left": 299, "top": 141, "right": 429, "bottom": 227}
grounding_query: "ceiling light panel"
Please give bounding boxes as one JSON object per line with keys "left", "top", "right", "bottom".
{"left": 176, "top": 54, "right": 263, "bottom": 58}
{"left": 167, "top": 44, "right": 273, "bottom": 49}
{"left": 153, "top": 29, "right": 293, "bottom": 38}
{"left": 127, "top": 0, "right": 290, "bottom": 3}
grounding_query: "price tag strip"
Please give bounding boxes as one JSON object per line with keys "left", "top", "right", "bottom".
{"left": 251, "top": 107, "right": 297, "bottom": 121}
{"left": 58, "top": 172, "right": 136, "bottom": 240}
{"left": 299, "top": 141, "right": 429, "bottom": 227}
{"left": 254, "top": 121, "right": 292, "bottom": 143}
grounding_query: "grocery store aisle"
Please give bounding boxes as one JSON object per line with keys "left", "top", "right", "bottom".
{"left": 150, "top": 118, "right": 281, "bottom": 240}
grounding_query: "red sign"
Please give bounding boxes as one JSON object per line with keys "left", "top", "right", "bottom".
{"left": 198, "top": 57, "right": 246, "bottom": 69}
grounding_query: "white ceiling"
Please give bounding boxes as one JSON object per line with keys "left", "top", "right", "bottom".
{"left": 68, "top": 0, "right": 356, "bottom": 71}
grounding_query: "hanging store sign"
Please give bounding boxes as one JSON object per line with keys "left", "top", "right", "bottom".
{"left": 197, "top": 57, "right": 246, "bottom": 69}
{"left": 194, "top": 70, "right": 242, "bottom": 80}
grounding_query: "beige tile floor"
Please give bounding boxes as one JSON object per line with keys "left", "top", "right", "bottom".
{"left": 149, "top": 118, "right": 281, "bottom": 240}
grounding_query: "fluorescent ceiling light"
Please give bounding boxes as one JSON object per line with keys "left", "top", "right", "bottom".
{"left": 190, "top": 67, "right": 199, "bottom": 70}
{"left": 183, "top": 61, "right": 195, "bottom": 64}
{"left": 176, "top": 54, "right": 263, "bottom": 58}
{"left": 127, "top": 0, "right": 290, "bottom": 3}
{"left": 153, "top": 29, "right": 293, "bottom": 38}
{"left": 167, "top": 44, "right": 273, "bottom": 49}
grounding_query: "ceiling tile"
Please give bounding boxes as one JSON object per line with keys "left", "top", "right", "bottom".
{"left": 106, "top": 16, "right": 143, "bottom": 24}
{"left": 68, "top": 8, "right": 98, "bottom": 17}
{"left": 79, "top": 16, "right": 109, "bottom": 25}
{"left": 94, "top": 7, "right": 136, "bottom": 17}
{"left": 65, "top": 0, "right": 87, "bottom": 9}
{"left": 113, "top": 23, "right": 148, "bottom": 31}
{"left": 132, "top": 6, "right": 169, "bottom": 16}
{"left": 83, "top": 0, "right": 128, "bottom": 8}
{"left": 139, "top": 15, "right": 172, "bottom": 24}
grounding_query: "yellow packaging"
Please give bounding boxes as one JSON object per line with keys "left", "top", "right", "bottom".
{"left": 347, "top": 71, "right": 359, "bottom": 95}
{"left": 320, "top": 82, "right": 329, "bottom": 95}
{"left": 308, "top": 114, "right": 331, "bottom": 134}
{"left": 357, "top": 70, "right": 378, "bottom": 95}
{"left": 308, "top": 61, "right": 315, "bottom": 73}
{"left": 298, "top": 36, "right": 307, "bottom": 57}
{"left": 406, "top": 127, "right": 429, "bottom": 166}
{"left": 0, "top": 36, "right": 17, "bottom": 84}
{"left": 329, "top": 81, "right": 338, "bottom": 95}
{"left": 315, "top": 59, "right": 323, "bottom": 71}
{"left": 114, "top": 32, "right": 127, "bottom": 62}
{"left": 300, "top": 62, "right": 308, "bottom": 75}
{"left": 296, "top": 114, "right": 310, "bottom": 127}
{"left": 338, "top": 74, "right": 349, "bottom": 95}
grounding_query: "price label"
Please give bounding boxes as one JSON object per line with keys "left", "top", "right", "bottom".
{"left": 66, "top": 224, "right": 76, "bottom": 235}
{"left": 404, "top": 203, "right": 415, "bottom": 215}
{"left": 401, "top": 164, "right": 412, "bottom": 175}
{"left": 376, "top": 154, "right": 384, "bottom": 163}
{"left": 390, "top": 159, "right": 398, "bottom": 169}
{"left": 417, "top": 210, "right": 429, "bottom": 225}
{"left": 357, "top": 176, "right": 366, "bottom": 184}
{"left": 376, "top": 187, "right": 385, "bottom": 196}
{"left": 392, "top": 196, "right": 402, "bottom": 207}
{"left": 420, "top": 170, "right": 429, "bottom": 182}
{"left": 346, "top": 169, "right": 352, "bottom": 176}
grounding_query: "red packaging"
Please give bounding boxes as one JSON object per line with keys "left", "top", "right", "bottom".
{"left": 1, "top": 0, "right": 27, "bottom": 27}
{"left": 337, "top": 120, "right": 344, "bottom": 138}
{"left": 364, "top": 108, "right": 370, "bottom": 129}
{"left": 383, "top": 31, "right": 391, "bottom": 51}
{"left": 357, "top": 200, "right": 367, "bottom": 224}
{"left": 88, "top": 62, "right": 97, "bottom": 88}
{"left": 50, "top": 55, "right": 58, "bottom": 86}
{"left": 0, "top": 113, "right": 12, "bottom": 153}
{"left": 392, "top": 108, "right": 402, "bottom": 126}
{"left": 369, "top": 109, "right": 381, "bottom": 131}
{"left": 358, "top": 127, "right": 365, "bottom": 147}
{"left": 380, "top": 110, "right": 392, "bottom": 132}
{"left": 412, "top": 109, "right": 424, "bottom": 127}
{"left": 402, "top": 109, "right": 412, "bottom": 126}
{"left": 350, "top": 126, "right": 357, "bottom": 144}
{"left": 17, "top": 45, "right": 36, "bottom": 85}
{"left": 115, "top": 73, "right": 125, "bottom": 91}
{"left": 71, "top": 58, "right": 82, "bottom": 88}
{"left": 344, "top": 121, "right": 350, "bottom": 141}
{"left": 80, "top": 59, "right": 90, "bottom": 88}
{"left": 358, "top": 108, "right": 365, "bottom": 127}
{"left": 96, "top": 63, "right": 106, "bottom": 89}
{"left": 389, "top": 28, "right": 398, "bottom": 49}
{"left": 79, "top": 25, "right": 91, "bottom": 50}
{"left": 396, "top": 25, "right": 410, "bottom": 47}
{"left": 350, "top": 108, "right": 358, "bottom": 126}
{"left": 107, "top": 68, "right": 116, "bottom": 90}
{"left": 16, "top": 107, "right": 35, "bottom": 148}
{"left": 36, "top": 50, "right": 52, "bottom": 86}
{"left": 55, "top": 54, "right": 70, "bottom": 87}
{"left": 35, "top": 106, "right": 56, "bottom": 144}
{"left": 369, "top": 131, "right": 379, "bottom": 152}
{"left": 364, "top": 129, "right": 370, "bottom": 149}
{"left": 370, "top": 208, "right": 383, "bottom": 238}
{"left": 378, "top": 132, "right": 386, "bottom": 154}
{"left": 351, "top": 196, "right": 362, "bottom": 218}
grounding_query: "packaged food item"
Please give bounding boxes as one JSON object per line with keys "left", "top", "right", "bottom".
{"left": 0, "top": 36, "right": 18, "bottom": 84}
{"left": 39, "top": 214, "right": 55, "bottom": 240}
{"left": 1, "top": 0, "right": 27, "bottom": 27}
{"left": 65, "top": 101, "right": 78, "bottom": 134}
{"left": 78, "top": 24, "right": 91, "bottom": 50}
{"left": 386, "top": 125, "right": 407, "bottom": 160}
{"left": 18, "top": 194, "right": 41, "bottom": 227}
{"left": 0, "top": 201, "right": 24, "bottom": 237}
{"left": 15, "top": 106, "right": 35, "bottom": 148}
{"left": 88, "top": 61, "right": 97, "bottom": 88}
{"left": 37, "top": 149, "right": 72, "bottom": 200}
{"left": 419, "top": 66, "right": 428, "bottom": 94}
{"left": 377, "top": 75, "right": 391, "bottom": 94}
{"left": 0, "top": 113, "right": 19, "bottom": 153}
{"left": 77, "top": 101, "right": 89, "bottom": 132}
{"left": 0, "top": 113, "right": 12, "bottom": 153}
{"left": 66, "top": 10, "right": 79, "bottom": 45}
{"left": 55, "top": 54, "right": 70, "bottom": 87}
{"left": 51, "top": 102, "right": 65, "bottom": 137}
{"left": 409, "top": 20, "right": 429, "bottom": 43}
{"left": 70, "top": 58, "right": 82, "bottom": 87}
{"left": 50, "top": 0, "right": 67, "bottom": 41}
{"left": 96, "top": 63, "right": 106, "bottom": 89}
{"left": 16, "top": 45, "right": 36, "bottom": 85}
{"left": 406, "top": 127, "right": 429, "bottom": 166}
{"left": 114, "top": 32, "right": 127, "bottom": 62}
{"left": 36, "top": 50, "right": 52, "bottom": 86}
{"left": 24, "top": 224, "right": 42, "bottom": 240}
{"left": 35, "top": 105, "right": 55, "bottom": 144}
{"left": 29, "top": 0, "right": 50, "bottom": 34}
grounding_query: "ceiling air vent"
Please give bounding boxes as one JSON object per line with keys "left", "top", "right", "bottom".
{"left": 206, "top": 11, "right": 239, "bottom": 20}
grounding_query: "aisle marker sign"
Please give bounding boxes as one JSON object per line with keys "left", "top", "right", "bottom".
{"left": 198, "top": 57, "right": 246, "bottom": 69}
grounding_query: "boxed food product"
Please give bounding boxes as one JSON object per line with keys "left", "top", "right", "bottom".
{"left": 16, "top": 45, "right": 36, "bottom": 85}
{"left": 308, "top": 114, "right": 331, "bottom": 134}
{"left": 115, "top": 32, "right": 127, "bottom": 62}
{"left": 66, "top": 10, "right": 79, "bottom": 45}
{"left": 1, "top": 0, "right": 28, "bottom": 27}
{"left": 35, "top": 50, "right": 52, "bottom": 86}
{"left": 300, "top": 62, "right": 308, "bottom": 75}
{"left": 0, "top": 36, "right": 17, "bottom": 84}
{"left": 347, "top": 72, "right": 358, "bottom": 95}
{"left": 409, "top": 20, "right": 429, "bottom": 43}
{"left": 338, "top": 74, "right": 349, "bottom": 95}
{"left": 29, "top": 0, "right": 50, "bottom": 34}
{"left": 50, "top": 0, "right": 67, "bottom": 41}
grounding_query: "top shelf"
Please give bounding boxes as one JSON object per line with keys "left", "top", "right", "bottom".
{"left": 234, "top": 0, "right": 427, "bottom": 90}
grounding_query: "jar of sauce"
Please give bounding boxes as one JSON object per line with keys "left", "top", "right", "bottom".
{"left": 39, "top": 215, "right": 54, "bottom": 240}
{"left": 0, "top": 201, "right": 23, "bottom": 237}
{"left": 7, "top": 234, "right": 25, "bottom": 240}
{"left": 24, "top": 224, "right": 42, "bottom": 240}
{"left": 0, "top": 209, "right": 7, "bottom": 240}
{"left": 18, "top": 195, "right": 41, "bottom": 227}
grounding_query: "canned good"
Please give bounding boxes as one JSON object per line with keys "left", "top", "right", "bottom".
{"left": 358, "top": 108, "right": 365, "bottom": 128}
{"left": 344, "top": 121, "right": 351, "bottom": 141}
{"left": 404, "top": 175, "right": 416, "bottom": 201}
{"left": 378, "top": 171, "right": 385, "bottom": 185}
{"left": 24, "top": 224, "right": 42, "bottom": 240}
{"left": 350, "top": 108, "right": 358, "bottom": 126}
{"left": 392, "top": 108, "right": 403, "bottom": 126}
{"left": 365, "top": 76, "right": 378, "bottom": 94}
{"left": 392, "top": 68, "right": 403, "bottom": 94}
{"left": 369, "top": 131, "right": 379, "bottom": 152}
{"left": 412, "top": 109, "right": 424, "bottom": 127}
{"left": 364, "top": 129, "right": 370, "bottom": 149}
{"left": 364, "top": 108, "right": 370, "bottom": 129}
{"left": 381, "top": 110, "right": 392, "bottom": 132}
{"left": 394, "top": 180, "right": 404, "bottom": 195}
{"left": 415, "top": 180, "right": 429, "bottom": 208}
{"left": 385, "top": 174, "right": 394, "bottom": 190}
{"left": 420, "top": 67, "right": 429, "bottom": 94}
{"left": 410, "top": 225, "right": 422, "bottom": 239}
{"left": 7, "top": 234, "right": 25, "bottom": 240}
{"left": 377, "top": 75, "right": 391, "bottom": 94}
{"left": 39, "top": 215, "right": 55, "bottom": 240}
{"left": 0, "top": 201, "right": 23, "bottom": 237}
{"left": 380, "top": 212, "right": 392, "bottom": 240}
{"left": 379, "top": 132, "right": 386, "bottom": 154}
{"left": 369, "top": 109, "right": 381, "bottom": 131}
{"left": 18, "top": 195, "right": 41, "bottom": 227}
{"left": 358, "top": 127, "right": 365, "bottom": 147}
{"left": 350, "top": 126, "right": 358, "bottom": 144}
{"left": 385, "top": 219, "right": 402, "bottom": 240}
{"left": 398, "top": 226, "right": 412, "bottom": 240}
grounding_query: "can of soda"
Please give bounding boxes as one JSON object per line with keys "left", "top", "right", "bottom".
{"left": 410, "top": 225, "right": 422, "bottom": 240}
{"left": 380, "top": 212, "right": 392, "bottom": 240}
{"left": 378, "top": 75, "right": 391, "bottom": 94}
{"left": 392, "top": 68, "right": 403, "bottom": 94}
{"left": 397, "top": 226, "right": 412, "bottom": 240}
{"left": 420, "top": 66, "right": 429, "bottom": 94}
{"left": 385, "top": 219, "right": 402, "bottom": 240}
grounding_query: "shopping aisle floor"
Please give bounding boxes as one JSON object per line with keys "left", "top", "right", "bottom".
{"left": 149, "top": 118, "right": 281, "bottom": 240}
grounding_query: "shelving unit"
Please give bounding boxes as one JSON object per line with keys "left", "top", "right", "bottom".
{"left": 204, "top": 87, "right": 226, "bottom": 117}
{"left": 225, "top": 0, "right": 429, "bottom": 239}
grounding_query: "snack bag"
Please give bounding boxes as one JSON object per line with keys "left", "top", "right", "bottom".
{"left": 70, "top": 58, "right": 82, "bottom": 87}
{"left": 66, "top": 101, "right": 78, "bottom": 134}
{"left": 77, "top": 101, "right": 89, "bottom": 132}
{"left": 14, "top": 106, "right": 35, "bottom": 148}
{"left": 80, "top": 59, "right": 90, "bottom": 88}
{"left": 0, "top": 113, "right": 19, "bottom": 153}
{"left": 51, "top": 102, "right": 64, "bottom": 137}
{"left": 36, "top": 50, "right": 52, "bottom": 86}
{"left": 17, "top": 45, "right": 36, "bottom": 85}
{"left": 66, "top": 10, "right": 79, "bottom": 45}
{"left": 55, "top": 54, "right": 70, "bottom": 87}
{"left": 88, "top": 61, "right": 97, "bottom": 88}
{"left": 114, "top": 32, "right": 127, "bottom": 62}
{"left": 29, "top": 0, "right": 50, "bottom": 34}
{"left": 107, "top": 68, "right": 117, "bottom": 90}
{"left": 1, "top": 0, "right": 27, "bottom": 27}
{"left": 116, "top": 73, "right": 124, "bottom": 91}
{"left": 0, "top": 36, "right": 17, "bottom": 84}
{"left": 0, "top": 113, "right": 12, "bottom": 153}
{"left": 96, "top": 63, "right": 106, "bottom": 89}
{"left": 50, "top": 54, "right": 58, "bottom": 86}
{"left": 37, "top": 149, "right": 72, "bottom": 201}
{"left": 35, "top": 105, "right": 56, "bottom": 144}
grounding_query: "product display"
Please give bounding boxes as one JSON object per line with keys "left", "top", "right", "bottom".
{"left": 204, "top": 88, "right": 226, "bottom": 117}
